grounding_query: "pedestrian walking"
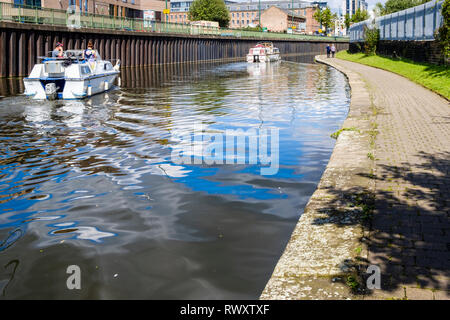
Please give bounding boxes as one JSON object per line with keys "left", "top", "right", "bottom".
{"left": 326, "top": 44, "right": 331, "bottom": 58}
{"left": 331, "top": 44, "right": 336, "bottom": 58}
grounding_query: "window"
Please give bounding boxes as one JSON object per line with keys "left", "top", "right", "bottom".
{"left": 81, "top": 66, "right": 91, "bottom": 74}
{"left": 104, "top": 63, "right": 113, "bottom": 71}
{"left": 15, "top": 0, "right": 42, "bottom": 7}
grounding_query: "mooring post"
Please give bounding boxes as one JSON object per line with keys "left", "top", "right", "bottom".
{"left": 0, "top": 31, "right": 6, "bottom": 78}
{"left": 126, "top": 38, "right": 131, "bottom": 67}
{"left": 27, "top": 32, "right": 35, "bottom": 75}
{"left": 9, "top": 31, "right": 17, "bottom": 77}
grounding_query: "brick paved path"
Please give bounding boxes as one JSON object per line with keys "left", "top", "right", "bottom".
{"left": 331, "top": 58, "right": 449, "bottom": 299}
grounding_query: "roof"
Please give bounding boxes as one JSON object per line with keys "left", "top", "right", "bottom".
{"left": 278, "top": 7, "right": 307, "bottom": 20}
{"left": 227, "top": 1, "right": 315, "bottom": 11}
{"left": 263, "top": 6, "right": 307, "bottom": 20}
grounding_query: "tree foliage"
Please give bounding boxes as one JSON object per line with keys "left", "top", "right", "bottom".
{"left": 313, "top": 6, "right": 337, "bottom": 32}
{"left": 240, "top": 25, "right": 262, "bottom": 32}
{"left": 374, "top": 0, "right": 428, "bottom": 16}
{"left": 437, "top": 0, "right": 450, "bottom": 59}
{"left": 364, "top": 26, "right": 380, "bottom": 55}
{"left": 344, "top": 13, "right": 352, "bottom": 29}
{"left": 188, "top": 0, "right": 230, "bottom": 28}
{"left": 351, "top": 9, "right": 370, "bottom": 23}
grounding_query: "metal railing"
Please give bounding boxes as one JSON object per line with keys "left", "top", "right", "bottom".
{"left": 0, "top": 2, "right": 348, "bottom": 42}
{"left": 349, "top": 0, "right": 444, "bottom": 42}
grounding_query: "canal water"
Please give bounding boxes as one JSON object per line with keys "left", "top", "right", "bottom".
{"left": 0, "top": 58, "right": 349, "bottom": 299}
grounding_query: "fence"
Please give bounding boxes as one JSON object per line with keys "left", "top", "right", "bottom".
{"left": 349, "top": 0, "right": 444, "bottom": 42}
{"left": 0, "top": 2, "right": 348, "bottom": 42}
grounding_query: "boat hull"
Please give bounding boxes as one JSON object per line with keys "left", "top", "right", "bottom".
{"left": 246, "top": 53, "right": 280, "bottom": 63}
{"left": 24, "top": 51, "right": 120, "bottom": 100}
{"left": 24, "top": 72, "right": 119, "bottom": 100}
{"left": 247, "top": 54, "right": 281, "bottom": 63}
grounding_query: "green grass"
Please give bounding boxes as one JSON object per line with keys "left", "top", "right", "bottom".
{"left": 330, "top": 127, "right": 359, "bottom": 139}
{"left": 336, "top": 51, "right": 450, "bottom": 100}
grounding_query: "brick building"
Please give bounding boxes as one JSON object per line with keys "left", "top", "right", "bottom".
{"left": 7, "top": 0, "right": 167, "bottom": 20}
{"left": 260, "top": 6, "right": 306, "bottom": 32}
{"left": 228, "top": 0, "right": 321, "bottom": 33}
{"left": 167, "top": 0, "right": 322, "bottom": 34}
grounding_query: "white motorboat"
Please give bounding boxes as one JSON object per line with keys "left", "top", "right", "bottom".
{"left": 24, "top": 50, "right": 120, "bottom": 100}
{"left": 247, "top": 42, "right": 281, "bottom": 63}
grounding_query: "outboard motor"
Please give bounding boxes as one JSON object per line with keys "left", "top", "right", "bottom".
{"left": 45, "top": 83, "right": 58, "bottom": 100}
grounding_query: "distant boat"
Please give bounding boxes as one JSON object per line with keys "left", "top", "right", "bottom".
{"left": 247, "top": 42, "right": 281, "bottom": 63}
{"left": 24, "top": 50, "right": 120, "bottom": 100}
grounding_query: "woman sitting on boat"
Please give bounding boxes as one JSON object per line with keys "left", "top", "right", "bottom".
{"left": 83, "top": 40, "right": 97, "bottom": 71}
{"left": 52, "top": 42, "right": 64, "bottom": 58}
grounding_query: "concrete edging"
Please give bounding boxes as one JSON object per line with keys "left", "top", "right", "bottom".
{"left": 260, "top": 55, "right": 375, "bottom": 300}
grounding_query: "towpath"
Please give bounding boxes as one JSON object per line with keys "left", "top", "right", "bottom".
{"left": 261, "top": 56, "right": 449, "bottom": 300}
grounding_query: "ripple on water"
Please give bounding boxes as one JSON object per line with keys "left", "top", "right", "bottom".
{"left": 0, "top": 61, "right": 349, "bottom": 299}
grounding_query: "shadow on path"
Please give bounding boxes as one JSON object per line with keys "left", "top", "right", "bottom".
{"left": 312, "top": 151, "right": 449, "bottom": 297}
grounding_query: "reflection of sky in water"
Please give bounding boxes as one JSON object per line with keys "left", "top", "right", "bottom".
{"left": 0, "top": 62, "right": 349, "bottom": 242}
{"left": 49, "top": 222, "right": 116, "bottom": 243}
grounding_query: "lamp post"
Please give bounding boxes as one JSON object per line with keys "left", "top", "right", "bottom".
{"left": 164, "top": 0, "right": 168, "bottom": 31}
{"left": 258, "top": 0, "right": 261, "bottom": 28}
{"left": 292, "top": 0, "right": 294, "bottom": 28}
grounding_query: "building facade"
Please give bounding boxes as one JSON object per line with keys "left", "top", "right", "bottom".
{"left": 8, "top": 0, "right": 167, "bottom": 20}
{"left": 168, "top": 0, "right": 235, "bottom": 24}
{"left": 168, "top": 0, "right": 322, "bottom": 34}
{"left": 342, "top": 0, "right": 368, "bottom": 18}
{"left": 260, "top": 5, "right": 306, "bottom": 32}
{"left": 228, "top": 0, "right": 310, "bottom": 29}
{"left": 228, "top": 1, "right": 321, "bottom": 34}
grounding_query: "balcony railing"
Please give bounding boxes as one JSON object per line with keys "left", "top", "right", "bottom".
{"left": 0, "top": 2, "right": 349, "bottom": 42}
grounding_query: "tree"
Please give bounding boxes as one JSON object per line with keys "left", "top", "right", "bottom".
{"left": 375, "top": 0, "right": 428, "bottom": 16}
{"left": 351, "top": 8, "right": 370, "bottom": 23}
{"left": 437, "top": 0, "right": 449, "bottom": 59}
{"left": 313, "top": 6, "right": 336, "bottom": 33}
{"left": 188, "top": 0, "right": 230, "bottom": 28}
{"left": 363, "top": 25, "right": 380, "bottom": 55}
{"left": 374, "top": 2, "right": 387, "bottom": 17}
{"left": 344, "top": 13, "right": 352, "bottom": 30}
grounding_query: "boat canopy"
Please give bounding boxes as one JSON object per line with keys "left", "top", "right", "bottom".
{"left": 38, "top": 49, "right": 102, "bottom": 63}
{"left": 256, "top": 42, "right": 274, "bottom": 48}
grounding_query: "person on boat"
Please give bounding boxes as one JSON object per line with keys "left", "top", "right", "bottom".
{"left": 331, "top": 44, "right": 336, "bottom": 58}
{"left": 326, "top": 44, "right": 331, "bottom": 58}
{"left": 52, "top": 42, "right": 64, "bottom": 58}
{"left": 83, "top": 40, "right": 97, "bottom": 71}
